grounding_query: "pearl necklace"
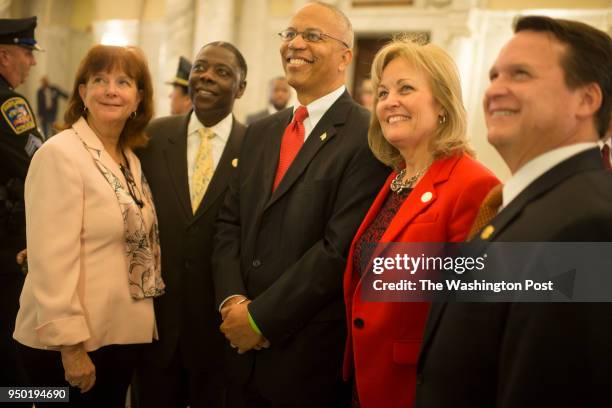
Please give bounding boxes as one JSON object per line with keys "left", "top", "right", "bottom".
{"left": 390, "top": 165, "right": 430, "bottom": 194}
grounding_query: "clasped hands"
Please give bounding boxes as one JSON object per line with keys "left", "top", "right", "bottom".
{"left": 220, "top": 297, "right": 270, "bottom": 354}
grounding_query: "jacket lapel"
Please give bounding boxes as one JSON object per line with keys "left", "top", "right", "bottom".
{"left": 469, "top": 148, "right": 604, "bottom": 251}
{"left": 420, "top": 149, "right": 604, "bottom": 367}
{"left": 264, "top": 91, "right": 352, "bottom": 211}
{"left": 381, "top": 156, "right": 459, "bottom": 243}
{"left": 259, "top": 109, "right": 292, "bottom": 205}
{"left": 191, "top": 117, "right": 244, "bottom": 221}
{"left": 162, "top": 113, "right": 192, "bottom": 219}
{"left": 73, "top": 117, "right": 124, "bottom": 182}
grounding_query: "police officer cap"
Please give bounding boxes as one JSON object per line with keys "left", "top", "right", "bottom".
{"left": 0, "top": 16, "right": 43, "bottom": 51}
{"left": 166, "top": 56, "right": 192, "bottom": 88}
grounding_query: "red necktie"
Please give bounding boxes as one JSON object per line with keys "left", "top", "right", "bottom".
{"left": 602, "top": 144, "right": 611, "bottom": 171}
{"left": 273, "top": 106, "right": 309, "bottom": 191}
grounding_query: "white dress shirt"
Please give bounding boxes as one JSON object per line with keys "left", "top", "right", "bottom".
{"left": 502, "top": 143, "right": 597, "bottom": 209}
{"left": 186, "top": 112, "right": 232, "bottom": 195}
{"left": 294, "top": 85, "right": 346, "bottom": 140}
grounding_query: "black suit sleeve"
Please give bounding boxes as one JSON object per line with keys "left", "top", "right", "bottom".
{"left": 212, "top": 133, "right": 249, "bottom": 304}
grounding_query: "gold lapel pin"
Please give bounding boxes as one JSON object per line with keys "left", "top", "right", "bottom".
{"left": 320, "top": 132, "right": 327, "bottom": 141}
{"left": 231, "top": 158, "right": 238, "bottom": 168}
{"left": 480, "top": 225, "right": 495, "bottom": 240}
{"left": 421, "top": 191, "right": 433, "bottom": 203}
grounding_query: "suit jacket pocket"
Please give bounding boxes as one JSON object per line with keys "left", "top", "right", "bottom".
{"left": 393, "top": 340, "right": 421, "bottom": 365}
{"left": 411, "top": 212, "right": 439, "bottom": 224}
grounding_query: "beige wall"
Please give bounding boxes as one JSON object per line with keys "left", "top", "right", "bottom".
{"left": 487, "top": 0, "right": 611, "bottom": 9}
{"left": 70, "top": 0, "right": 94, "bottom": 31}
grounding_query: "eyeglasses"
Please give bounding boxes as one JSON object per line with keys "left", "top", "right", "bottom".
{"left": 119, "top": 164, "right": 144, "bottom": 208}
{"left": 278, "top": 29, "right": 349, "bottom": 49}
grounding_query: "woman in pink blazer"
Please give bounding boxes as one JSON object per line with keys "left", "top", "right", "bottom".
{"left": 14, "top": 45, "right": 164, "bottom": 407}
{"left": 343, "top": 38, "right": 500, "bottom": 408}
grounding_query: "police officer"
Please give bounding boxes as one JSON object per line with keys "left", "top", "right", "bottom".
{"left": 0, "top": 16, "right": 44, "bottom": 388}
{"left": 166, "top": 56, "right": 193, "bottom": 115}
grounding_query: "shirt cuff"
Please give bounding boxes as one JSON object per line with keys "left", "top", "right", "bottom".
{"left": 218, "top": 294, "right": 247, "bottom": 312}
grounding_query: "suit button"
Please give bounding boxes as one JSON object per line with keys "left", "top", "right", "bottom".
{"left": 252, "top": 259, "right": 262, "bottom": 268}
{"left": 353, "top": 318, "right": 364, "bottom": 329}
{"left": 184, "top": 260, "right": 191, "bottom": 269}
{"left": 416, "top": 374, "right": 424, "bottom": 385}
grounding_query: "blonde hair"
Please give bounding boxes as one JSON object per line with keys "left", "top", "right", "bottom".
{"left": 368, "top": 36, "right": 473, "bottom": 170}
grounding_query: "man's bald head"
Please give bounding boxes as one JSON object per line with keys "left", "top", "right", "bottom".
{"left": 309, "top": 1, "right": 354, "bottom": 49}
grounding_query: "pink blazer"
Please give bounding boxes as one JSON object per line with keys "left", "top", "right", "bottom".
{"left": 14, "top": 117, "right": 157, "bottom": 351}
{"left": 343, "top": 154, "right": 500, "bottom": 408}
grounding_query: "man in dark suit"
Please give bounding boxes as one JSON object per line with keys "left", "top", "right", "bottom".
{"left": 245, "top": 76, "right": 290, "bottom": 125}
{"left": 417, "top": 16, "right": 612, "bottom": 408}
{"left": 212, "top": 2, "right": 388, "bottom": 407}
{"left": 36, "top": 76, "right": 67, "bottom": 137}
{"left": 133, "top": 41, "right": 247, "bottom": 408}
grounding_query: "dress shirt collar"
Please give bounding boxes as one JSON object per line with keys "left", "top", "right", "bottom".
{"left": 598, "top": 137, "right": 612, "bottom": 151}
{"left": 502, "top": 142, "right": 597, "bottom": 209}
{"left": 293, "top": 85, "right": 346, "bottom": 139}
{"left": 187, "top": 111, "right": 232, "bottom": 142}
{"left": 267, "top": 105, "right": 278, "bottom": 115}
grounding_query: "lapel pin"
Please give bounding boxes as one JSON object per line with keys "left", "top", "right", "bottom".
{"left": 320, "top": 132, "right": 327, "bottom": 141}
{"left": 421, "top": 191, "right": 433, "bottom": 203}
{"left": 480, "top": 225, "right": 495, "bottom": 240}
{"left": 231, "top": 158, "right": 238, "bottom": 168}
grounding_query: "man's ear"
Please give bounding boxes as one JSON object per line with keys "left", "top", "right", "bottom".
{"left": 576, "top": 82, "right": 602, "bottom": 119}
{"left": 338, "top": 48, "right": 353, "bottom": 73}
{"left": 0, "top": 47, "right": 8, "bottom": 67}
{"left": 235, "top": 80, "right": 246, "bottom": 100}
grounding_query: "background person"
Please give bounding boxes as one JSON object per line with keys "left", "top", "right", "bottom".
{"left": 245, "top": 76, "right": 291, "bottom": 124}
{"left": 356, "top": 78, "right": 374, "bottom": 110}
{"left": 343, "top": 38, "right": 499, "bottom": 408}
{"left": 13, "top": 44, "right": 164, "bottom": 407}
{"left": 36, "top": 75, "right": 68, "bottom": 137}
{"left": 167, "top": 56, "right": 192, "bottom": 115}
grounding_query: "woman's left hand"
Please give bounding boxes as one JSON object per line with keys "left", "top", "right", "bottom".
{"left": 60, "top": 343, "right": 96, "bottom": 393}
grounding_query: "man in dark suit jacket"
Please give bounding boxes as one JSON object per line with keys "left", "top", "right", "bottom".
{"left": 212, "top": 3, "right": 388, "bottom": 407}
{"left": 245, "top": 76, "right": 291, "bottom": 125}
{"left": 417, "top": 16, "right": 612, "bottom": 408}
{"left": 133, "top": 42, "right": 247, "bottom": 408}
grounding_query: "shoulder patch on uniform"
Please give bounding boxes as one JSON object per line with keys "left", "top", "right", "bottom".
{"left": 1, "top": 97, "right": 36, "bottom": 135}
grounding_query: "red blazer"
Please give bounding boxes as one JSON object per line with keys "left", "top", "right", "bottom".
{"left": 343, "top": 154, "right": 500, "bottom": 408}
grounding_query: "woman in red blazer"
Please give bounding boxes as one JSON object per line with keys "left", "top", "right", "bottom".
{"left": 343, "top": 38, "right": 500, "bottom": 408}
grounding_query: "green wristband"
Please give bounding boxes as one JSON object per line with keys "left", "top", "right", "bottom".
{"left": 247, "top": 310, "right": 262, "bottom": 335}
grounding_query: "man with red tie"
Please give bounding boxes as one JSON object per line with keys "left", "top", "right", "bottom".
{"left": 212, "top": 2, "right": 387, "bottom": 407}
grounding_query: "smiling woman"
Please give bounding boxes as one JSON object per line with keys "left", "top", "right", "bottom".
{"left": 343, "top": 37, "right": 500, "bottom": 408}
{"left": 14, "top": 45, "right": 164, "bottom": 407}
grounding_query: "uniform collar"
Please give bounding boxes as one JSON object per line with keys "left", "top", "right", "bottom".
{"left": 0, "top": 74, "right": 13, "bottom": 90}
